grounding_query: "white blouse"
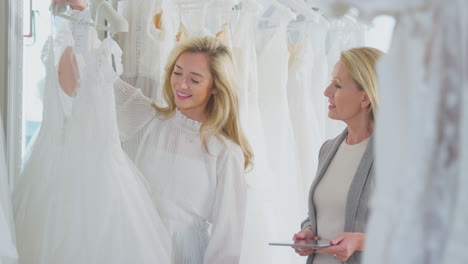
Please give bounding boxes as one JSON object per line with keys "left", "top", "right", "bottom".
{"left": 114, "top": 78, "right": 247, "bottom": 264}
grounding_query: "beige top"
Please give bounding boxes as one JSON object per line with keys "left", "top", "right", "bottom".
{"left": 313, "top": 137, "right": 369, "bottom": 264}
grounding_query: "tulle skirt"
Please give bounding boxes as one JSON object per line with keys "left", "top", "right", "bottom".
{"left": 14, "top": 134, "right": 171, "bottom": 264}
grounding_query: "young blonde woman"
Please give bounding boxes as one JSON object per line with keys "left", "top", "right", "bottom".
{"left": 114, "top": 36, "right": 252, "bottom": 264}
{"left": 292, "top": 47, "right": 383, "bottom": 264}
{"left": 56, "top": 1, "right": 250, "bottom": 263}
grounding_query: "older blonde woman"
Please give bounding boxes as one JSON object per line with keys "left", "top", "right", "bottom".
{"left": 293, "top": 47, "right": 383, "bottom": 264}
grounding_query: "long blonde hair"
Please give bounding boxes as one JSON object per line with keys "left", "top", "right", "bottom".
{"left": 340, "top": 47, "right": 383, "bottom": 121}
{"left": 152, "top": 36, "right": 253, "bottom": 169}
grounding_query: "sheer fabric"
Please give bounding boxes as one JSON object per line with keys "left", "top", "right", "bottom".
{"left": 0, "top": 114, "right": 17, "bottom": 264}
{"left": 318, "top": 0, "right": 426, "bottom": 19}
{"left": 287, "top": 21, "right": 326, "bottom": 195}
{"left": 304, "top": 20, "right": 329, "bottom": 146}
{"left": 364, "top": 0, "right": 468, "bottom": 263}
{"left": 117, "top": 0, "right": 178, "bottom": 105}
{"left": 229, "top": 1, "right": 278, "bottom": 263}
{"left": 114, "top": 79, "right": 247, "bottom": 264}
{"left": 256, "top": 11, "right": 305, "bottom": 264}
{"left": 13, "top": 14, "right": 171, "bottom": 264}
{"left": 173, "top": 4, "right": 233, "bottom": 49}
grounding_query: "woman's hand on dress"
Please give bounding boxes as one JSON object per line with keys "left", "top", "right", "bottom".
{"left": 54, "top": 0, "right": 87, "bottom": 10}
{"left": 292, "top": 226, "right": 319, "bottom": 256}
{"left": 68, "top": 0, "right": 88, "bottom": 10}
{"left": 315, "top": 232, "right": 365, "bottom": 262}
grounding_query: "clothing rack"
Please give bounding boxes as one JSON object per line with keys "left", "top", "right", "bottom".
{"left": 49, "top": 2, "right": 123, "bottom": 33}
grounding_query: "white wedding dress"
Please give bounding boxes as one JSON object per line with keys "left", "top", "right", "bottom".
{"left": 13, "top": 14, "right": 170, "bottom": 264}
{"left": 256, "top": 8, "right": 305, "bottom": 264}
{"left": 117, "top": 0, "right": 178, "bottom": 106}
{"left": 287, "top": 20, "right": 328, "bottom": 195}
{"left": 229, "top": 1, "right": 278, "bottom": 263}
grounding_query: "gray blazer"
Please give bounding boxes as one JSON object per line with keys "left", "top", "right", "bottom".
{"left": 301, "top": 128, "right": 375, "bottom": 264}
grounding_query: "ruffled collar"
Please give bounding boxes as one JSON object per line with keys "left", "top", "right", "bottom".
{"left": 173, "top": 108, "right": 202, "bottom": 133}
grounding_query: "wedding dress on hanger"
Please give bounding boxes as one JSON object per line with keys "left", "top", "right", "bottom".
{"left": 318, "top": 0, "right": 425, "bottom": 19}
{"left": 13, "top": 11, "right": 170, "bottom": 264}
{"left": 287, "top": 20, "right": 325, "bottom": 195}
{"left": 174, "top": 1, "right": 233, "bottom": 50}
{"left": 117, "top": 0, "right": 178, "bottom": 105}
{"left": 0, "top": 114, "right": 17, "bottom": 264}
{"left": 226, "top": 1, "right": 277, "bottom": 263}
{"left": 306, "top": 19, "right": 329, "bottom": 163}
{"left": 256, "top": 4, "right": 305, "bottom": 263}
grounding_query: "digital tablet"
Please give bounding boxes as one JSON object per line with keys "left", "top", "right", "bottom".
{"left": 269, "top": 239, "right": 331, "bottom": 248}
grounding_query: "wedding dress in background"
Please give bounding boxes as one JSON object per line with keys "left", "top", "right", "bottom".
{"left": 229, "top": 1, "right": 277, "bottom": 263}
{"left": 256, "top": 8, "right": 304, "bottom": 264}
{"left": 287, "top": 20, "right": 327, "bottom": 195}
{"left": 117, "top": 0, "right": 177, "bottom": 105}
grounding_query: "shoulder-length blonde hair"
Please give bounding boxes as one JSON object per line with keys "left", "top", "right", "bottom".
{"left": 340, "top": 47, "right": 383, "bottom": 121}
{"left": 152, "top": 36, "right": 253, "bottom": 169}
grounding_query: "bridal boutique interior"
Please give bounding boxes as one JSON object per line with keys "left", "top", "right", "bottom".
{"left": 1, "top": 0, "right": 467, "bottom": 264}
